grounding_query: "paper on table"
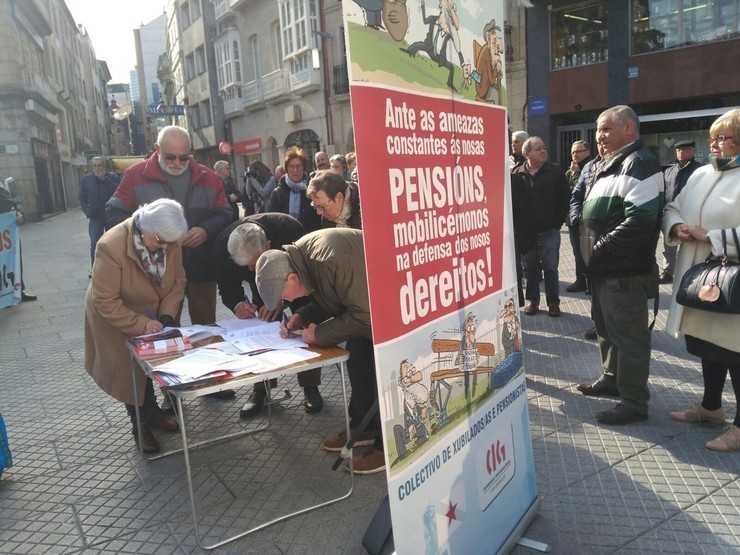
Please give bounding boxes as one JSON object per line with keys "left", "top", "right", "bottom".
{"left": 247, "top": 348, "right": 321, "bottom": 373}
{"left": 230, "top": 334, "right": 308, "bottom": 353}
{"left": 221, "top": 320, "right": 282, "bottom": 340}
{"left": 172, "top": 324, "right": 224, "bottom": 342}
{"left": 216, "top": 318, "right": 267, "bottom": 332}
{"left": 153, "top": 349, "right": 246, "bottom": 377}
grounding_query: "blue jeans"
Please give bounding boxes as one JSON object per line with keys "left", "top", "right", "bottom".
{"left": 522, "top": 228, "right": 561, "bottom": 307}
{"left": 88, "top": 217, "right": 106, "bottom": 266}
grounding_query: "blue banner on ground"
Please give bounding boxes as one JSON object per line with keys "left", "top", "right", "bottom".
{"left": 0, "top": 211, "right": 22, "bottom": 309}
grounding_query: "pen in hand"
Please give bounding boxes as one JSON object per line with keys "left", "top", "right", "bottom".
{"left": 282, "top": 311, "right": 300, "bottom": 338}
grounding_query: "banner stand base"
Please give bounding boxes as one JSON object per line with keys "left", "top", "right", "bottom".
{"left": 516, "top": 537, "right": 552, "bottom": 552}
{"left": 498, "top": 495, "right": 543, "bottom": 555}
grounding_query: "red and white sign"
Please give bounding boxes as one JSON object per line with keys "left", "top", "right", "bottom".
{"left": 233, "top": 137, "right": 262, "bottom": 155}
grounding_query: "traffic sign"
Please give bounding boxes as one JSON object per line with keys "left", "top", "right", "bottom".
{"left": 147, "top": 104, "right": 185, "bottom": 116}
{"left": 84, "top": 150, "right": 100, "bottom": 158}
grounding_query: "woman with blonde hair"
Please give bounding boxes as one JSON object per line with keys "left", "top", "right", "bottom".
{"left": 662, "top": 109, "right": 740, "bottom": 452}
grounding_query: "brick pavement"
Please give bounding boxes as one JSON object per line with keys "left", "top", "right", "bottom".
{"left": 0, "top": 209, "right": 737, "bottom": 554}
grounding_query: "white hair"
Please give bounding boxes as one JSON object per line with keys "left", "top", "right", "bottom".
{"left": 133, "top": 198, "right": 188, "bottom": 242}
{"left": 156, "top": 125, "right": 191, "bottom": 147}
{"left": 227, "top": 222, "right": 267, "bottom": 266}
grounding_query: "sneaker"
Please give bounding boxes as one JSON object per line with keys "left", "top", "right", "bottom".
{"left": 566, "top": 278, "right": 587, "bottom": 293}
{"left": 670, "top": 402, "right": 725, "bottom": 424}
{"left": 344, "top": 449, "right": 386, "bottom": 475}
{"left": 596, "top": 403, "right": 648, "bottom": 425}
{"left": 706, "top": 425, "right": 740, "bottom": 452}
{"left": 576, "top": 378, "right": 619, "bottom": 397}
{"left": 321, "top": 429, "right": 376, "bottom": 452}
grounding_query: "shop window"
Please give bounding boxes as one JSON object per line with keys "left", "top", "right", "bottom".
{"left": 631, "top": 0, "right": 740, "bottom": 55}
{"left": 550, "top": 2, "right": 609, "bottom": 70}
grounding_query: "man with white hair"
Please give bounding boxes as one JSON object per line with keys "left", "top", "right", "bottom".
{"left": 214, "top": 213, "right": 324, "bottom": 417}
{"left": 510, "top": 130, "right": 528, "bottom": 170}
{"left": 213, "top": 160, "right": 240, "bottom": 222}
{"left": 106, "top": 126, "right": 233, "bottom": 400}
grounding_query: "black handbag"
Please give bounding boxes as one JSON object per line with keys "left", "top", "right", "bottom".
{"left": 676, "top": 228, "right": 740, "bottom": 314}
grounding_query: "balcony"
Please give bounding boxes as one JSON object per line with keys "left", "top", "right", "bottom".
{"left": 262, "top": 68, "right": 291, "bottom": 104}
{"left": 23, "top": 72, "right": 58, "bottom": 108}
{"left": 332, "top": 63, "right": 349, "bottom": 96}
{"left": 222, "top": 89, "right": 245, "bottom": 118}
{"left": 214, "top": 0, "right": 247, "bottom": 21}
{"left": 290, "top": 67, "right": 321, "bottom": 96}
{"left": 242, "top": 80, "right": 264, "bottom": 112}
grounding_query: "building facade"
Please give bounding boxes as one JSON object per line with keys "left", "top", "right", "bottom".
{"left": 525, "top": 0, "right": 740, "bottom": 167}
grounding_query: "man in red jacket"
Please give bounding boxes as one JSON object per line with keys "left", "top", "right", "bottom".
{"left": 106, "top": 126, "right": 232, "bottom": 328}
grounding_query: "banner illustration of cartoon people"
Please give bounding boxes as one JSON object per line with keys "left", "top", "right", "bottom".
{"left": 343, "top": 1, "right": 538, "bottom": 552}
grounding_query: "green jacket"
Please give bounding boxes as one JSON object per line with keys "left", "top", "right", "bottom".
{"left": 285, "top": 228, "right": 371, "bottom": 346}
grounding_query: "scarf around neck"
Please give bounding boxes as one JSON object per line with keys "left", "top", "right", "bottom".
{"left": 710, "top": 154, "right": 740, "bottom": 171}
{"left": 285, "top": 175, "right": 307, "bottom": 220}
{"left": 132, "top": 225, "right": 167, "bottom": 284}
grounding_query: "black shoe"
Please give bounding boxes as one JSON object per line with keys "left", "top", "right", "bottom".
{"left": 584, "top": 327, "right": 598, "bottom": 340}
{"left": 566, "top": 278, "right": 587, "bottom": 293}
{"left": 658, "top": 272, "right": 673, "bottom": 284}
{"left": 596, "top": 403, "right": 648, "bottom": 425}
{"left": 21, "top": 292, "right": 37, "bottom": 302}
{"left": 303, "top": 386, "right": 324, "bottom": 414}
{"left": 207, "top": 389, "right": 236, "bottom": 400}
{"left": 240, "top": 390, "right": 266, "bottom": 419}
{"left": 576, "top": 378, "right": 620, "bottom": 397}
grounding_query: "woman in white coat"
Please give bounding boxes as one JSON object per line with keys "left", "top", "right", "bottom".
{"left": 662, "top": 109, "right": 740, "bottom": 452}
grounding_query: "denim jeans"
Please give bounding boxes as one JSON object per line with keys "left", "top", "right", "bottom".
{"left": 88, "top": 216, "right": 106, "bottom": 266}
{"left": 568, "top": 225, "right": 587, "bottom": 281}
{"left": 522, "top": 228, "right": 561, "bottom": 307}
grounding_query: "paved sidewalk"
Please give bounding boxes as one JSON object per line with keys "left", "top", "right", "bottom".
{"left": 0, "top": 209, "right": 738, "bottom": 554}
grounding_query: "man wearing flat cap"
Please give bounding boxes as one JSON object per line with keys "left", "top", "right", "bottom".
{"left": 255, "top": 228, "right": 385, "bottom": 475}
{"left": 660, "top": 139, "right": 703, "bottom": 283}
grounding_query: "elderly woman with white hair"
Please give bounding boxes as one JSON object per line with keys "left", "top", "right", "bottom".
{"left": 84, "top": 198, "right": 188, "bottom": 454}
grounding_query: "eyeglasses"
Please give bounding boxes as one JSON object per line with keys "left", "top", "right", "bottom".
{"left": 154, "top": 234, "right": 173, "bottom": 246}
{"left": 286, "top": 163, "right": 303, "bottom": 170}
{"left": 709, "top": 134, "right": 731, "bottom": 145}
{"left": 162, "top": 153, "right": 191, "bottom": 162}
{"left": 571, "top": 149, "right": 589, "bottom": 155}
{"left": 310, "top": 198, "right": 333, "bottom": 209}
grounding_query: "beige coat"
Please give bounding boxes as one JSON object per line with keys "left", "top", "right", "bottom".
{"left": 84, "top": 219, "right": 186, "bottom": 405}
{"left": 661, "top": 164, "right": 740, "bottom": 353}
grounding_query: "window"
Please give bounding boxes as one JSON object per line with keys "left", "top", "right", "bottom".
{"left": 273, "top": 22, "right": 284, "bottom": 70}
{"left": 201, "top": 99, "right": 212, "bottom": 127}
{"left": 195, "top": 46, "right": 206, "bottom": 75}
{"left": 190, "top": 0, "right": 201, "bottom": 21}
{"left": 250, "top": 35, "right": 261, "bottom": 80}
{"left": 550, "top": 2, "right": 608, "bottom": 70}
{"left": 215, "top": 32, "right": 243, "bottom": 90}
{"left": 278, "top": 0, "right": 319, "bottom": 78}
{"left": 180, "top": 2, "right": 191, "bottom": 29}
{"left": 185, "top": 53, "right": 196, "bottom": 81}
{"left": 189, "top": 104, "right": 201, "bottom": 129}
{"left": 631, "top": 0, "right": 740, "bottom": 55}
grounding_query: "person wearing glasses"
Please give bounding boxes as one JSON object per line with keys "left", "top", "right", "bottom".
{"left": 267, "top": 147, "right": 322, "bottom": 232}
{"left": 106, "top": 126, "right": 234, "bottom": 403}
{"left": 214, "top": 213, "right": 324, "bottom": 418}
{"left": 84, "top": 199, "right": 187, "bottom": 453}
{"left": 328, "top": 154, "right": 353, "bottom": 181}
{"left": 659, "top": 139, "right": 703, "bottom": 284}
{"left": 306, "top": 170, "right": 362, "bottom": 229}
{"left": 106, "top": 125, "right": 232, "bottom": 326}
{"left": 565, "top": 141, "right": 594, "bottom": 294}
{"left": 662, "top": 109, "right": 740, "bottom": 452}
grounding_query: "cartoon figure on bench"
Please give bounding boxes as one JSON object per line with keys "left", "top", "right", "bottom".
{"left": 455, "top": 312, "right": 480, "bottom": 399}
{"left": 394, "top": 359, "right": 431, "bottom": 459}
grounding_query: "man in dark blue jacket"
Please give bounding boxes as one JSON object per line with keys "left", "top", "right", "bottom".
{"left": 79, "top": 157, "right": 119, "bottom": 272}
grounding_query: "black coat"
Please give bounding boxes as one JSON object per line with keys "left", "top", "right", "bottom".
{"left": 266, "top": 176, "right": 322, "bottom": 233}
{"left": 215, "top": 213, "right": 305, "bottom": 311}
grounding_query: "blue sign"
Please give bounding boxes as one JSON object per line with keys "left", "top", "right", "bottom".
{"left": 628, "top": 66, "right": 639, "bottom": 78}
{"left": 147, "top": 104, "right": 185, "bottom": 116}
{"left": 0, "top": 211, "right": 22, "bottom": 308}
{"left": 529, "top": 97, "right": 548, "bottom": 117}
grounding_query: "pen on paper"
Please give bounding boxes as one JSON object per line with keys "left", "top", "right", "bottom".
{"left": 282, "top": 312, "right": 300, "bottom": 338}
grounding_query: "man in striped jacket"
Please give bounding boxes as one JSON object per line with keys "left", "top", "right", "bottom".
{"left": 575, "top": 105, "right": 664, "bottom": 425}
